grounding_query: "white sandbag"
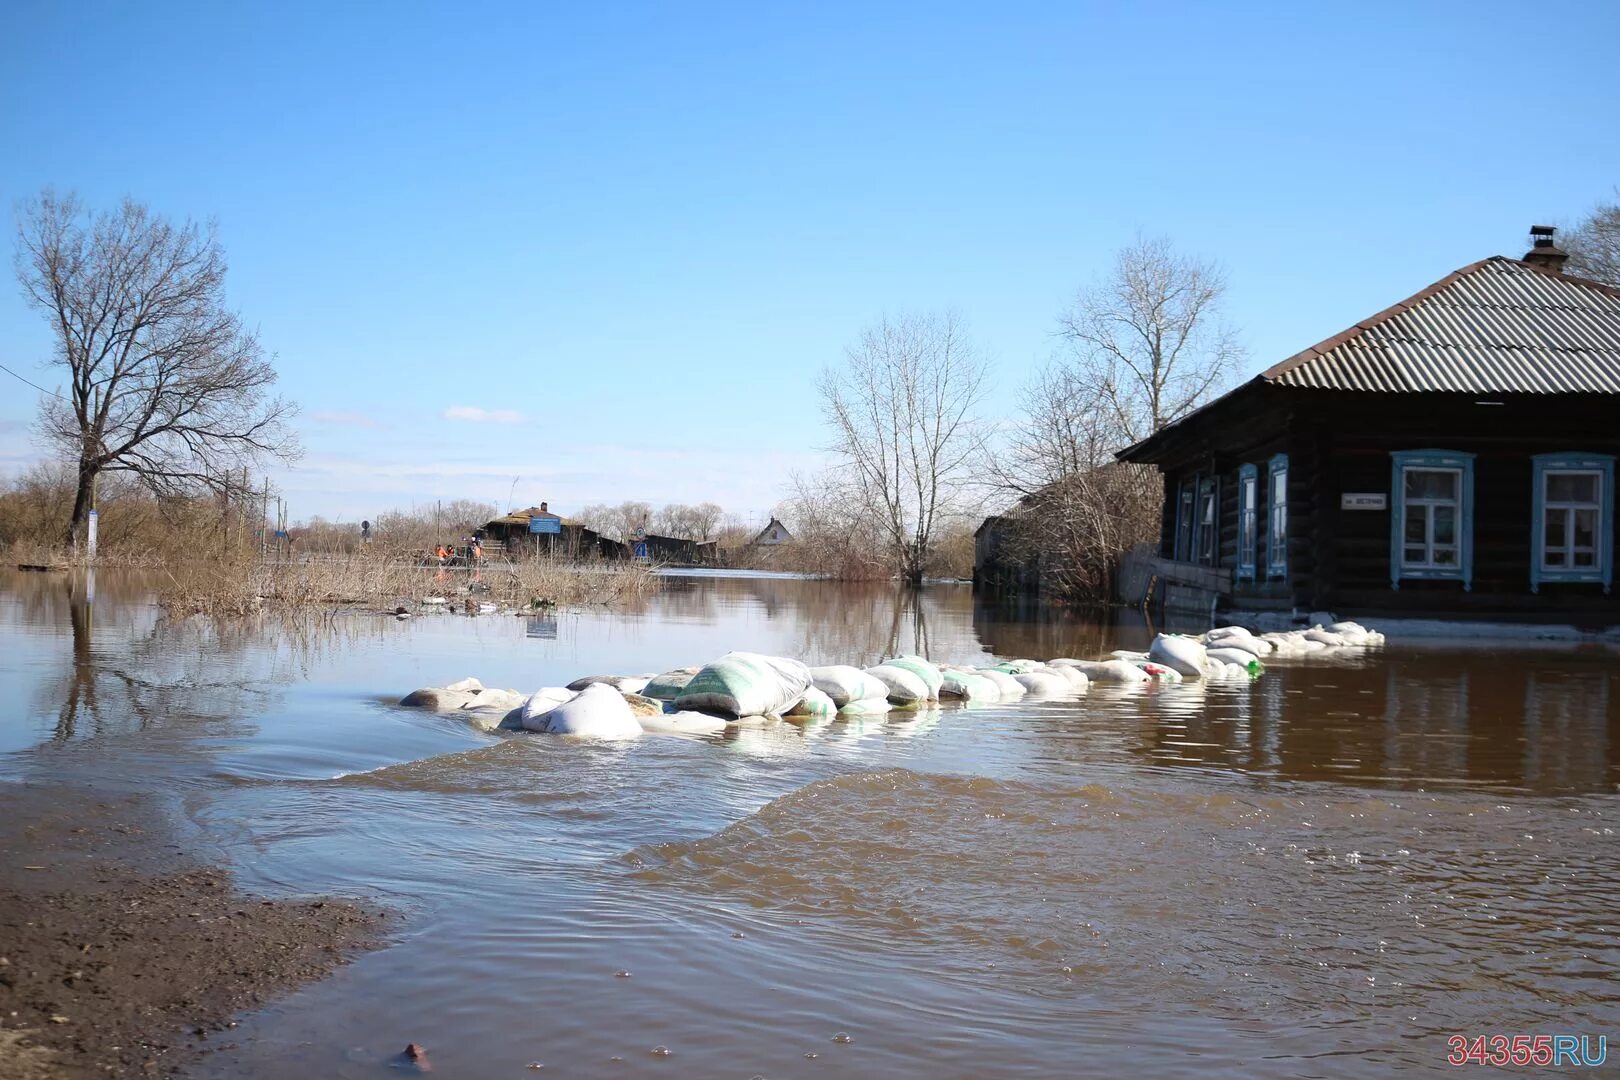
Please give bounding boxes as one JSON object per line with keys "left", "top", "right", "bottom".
{"left": 973, "top": 668, "right": 1027, "bottom": 698}
{"left": 1148, "top": 634, "right": 1207, "bottom": 679}
{"left": 463, "top": 688, "right": 528, "bottom": 713}
{"left": 445, "top": 676, "right": 483, "bottom": 693}
{"left": 567, "top": 674, "right": 652, "bottom": 695}
{"left": 809, "top": 665, "right": 891, "bottom": 708}
{"left": 993, "top": 658, "right": 1040, "bottom": 674}
{"left": 526, "top": 683, "right": 642, "bottom": 739}
{"left": 939, "top": 670, "right": 1000, "bottom": 701}
{"left": 866, "top": 664, "right": 930, "bottom": 706}
{"left": 1047, "top": 658, "right": 1087, "bottom": 668}
{"left": 883, "top": 656, "right": 944, "bottom": 700}
{"left": 1205, "top": 647, "right": 1263, "bottom": 671}
{"left": 642, "top": 668, "right": 700, "bottom": 701}
{"left": 1037, "top": 664, "right": 1088, "bottom": 689}
{"left": 400, "top": 686, "right": 480, "bottom": 711}
{"left": 1014, "top": 671, "right": 1072, "bottom": 697}
{"left": 673, "top": 652, "right": 812, "bottom": 718}
{"left": 786, "top": 686, "right": 838, "bottom": 717}
{"left": 1110, "top": 650, "right": 1149, "bottom": 662}
{"left": 519, "top": 686, "right": 578, "bottom": 728}
{"left": 1135, "top": 661, "right": 1183, "bottom": 681}
{"left": 838, "top": 698, "right": 892, "bottom": 716}
{"left": 1066, "top": 660, "right": 1150, "bottom": 685}
{"left": 1330, "top": 620, "right": 1367, "bottom": 635}
{"left": 1304, "top": 628, "right": 1347, "bottom": 647}
{"left": 637, "top": 710, "right": 731, "bottom": 736}
{"left": 1203, "top": 626, "right": 1252, "bottom": 643}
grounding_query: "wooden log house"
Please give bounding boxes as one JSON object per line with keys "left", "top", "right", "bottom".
{"left": 1117, "top": 228, "right": 1620, "bottom": 621}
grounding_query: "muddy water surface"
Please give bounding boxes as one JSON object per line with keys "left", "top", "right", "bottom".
{"left": 1, "top": 570, "right": 1617, "bottom": 1077}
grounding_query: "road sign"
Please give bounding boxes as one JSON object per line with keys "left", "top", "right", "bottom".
{"left": 529, "top": 516, "right": 562, "bottom": 534}
{"left": 633, "top": 541, "right": 648, "bottom": 560}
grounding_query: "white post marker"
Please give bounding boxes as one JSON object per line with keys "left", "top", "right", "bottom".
{"left": 86, "top": 508, "right": 98, "bottom": 560}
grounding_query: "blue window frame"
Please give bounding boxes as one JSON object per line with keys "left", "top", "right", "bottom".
{"left": 1237, "top": 463, "right": 1258, "bottom": 581}
{"left": 1266, "top": 454, "right": 1288, "bottom": 578}
{"left": 1174, "top": 479, "right": 1195, "bottom": 561}
{"left": 1531, "top": 453, "right": 1614, "bottom": 593}
{"left": 1390, "top": 449, "right": 1475, "bottom": 590}
{"left": 1195, "top": 476, "right": 1219, "bottom": 566}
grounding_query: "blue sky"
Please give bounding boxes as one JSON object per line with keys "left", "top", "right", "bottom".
{"left": 3, "top": 1, "right": 1618, "bottom": 525}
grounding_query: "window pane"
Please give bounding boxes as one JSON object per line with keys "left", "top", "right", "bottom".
{"left": 1433, "top": 504, "right": 1456, "bottom": 545}
{"left": 1404, "top": 508, "right": 1427, "bottom": 544}
{"left": 1403, "top": 546, "right": 1426, "bottom": 565}
{"left": 1547, "top": 472, "right": 1598, "bottom": 503}
{"left": 1406, "top": 468, "right": 1456, "bottom": 500}
{"left": 1434, "top": 547, "right": 1457, "bottom": 566}
{"left": 1546, "top": 549, "right": 1567, "bottom": 567}
{"left": 1574, "top": 509, "right": 1596, "bottom": 548}
{"left": 1574, "top": 550, "right": 1596, "bottom": 568}
{"left": 1545, "top": 508, "right": 1566, "bottom": 549}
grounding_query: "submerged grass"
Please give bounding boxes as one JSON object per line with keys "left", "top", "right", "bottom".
{"left": 148, "top": 550, "right": 661, "bottom": 617}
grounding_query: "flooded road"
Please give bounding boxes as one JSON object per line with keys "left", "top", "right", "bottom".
{"left": 2, "top": 570, "right": 1617, "bottom": 1076}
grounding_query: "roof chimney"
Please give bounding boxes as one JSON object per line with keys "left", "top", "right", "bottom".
{"left": 539, "top": 501, "right": 548, "bottom": 513}
{"left": 1522, "top": 224, "right": 1568, "bottom": 273}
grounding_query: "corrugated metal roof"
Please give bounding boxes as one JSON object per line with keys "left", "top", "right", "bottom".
{"left": 1263, "top": 258, "right": 1620, "bottom": 393}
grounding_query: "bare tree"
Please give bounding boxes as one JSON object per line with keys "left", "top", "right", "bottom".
{"left": 1058, "top": 234, "right": 1242, "bottom": 445}
{"left": 14, "top": 191, "right": 298, "bottom": 547}
{"left": 817, "top": 310, "right": 988, "bottom": 586}
{"left": 1563, "top": 192, "right": 1620, "bottom": 286}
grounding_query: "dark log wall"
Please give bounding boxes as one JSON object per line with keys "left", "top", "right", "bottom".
{"left": 1296, "top": 393, "right": 1620, "bottom": 619}
{"left": 1144, "top": 389, "right": 1620, "bottom": 620}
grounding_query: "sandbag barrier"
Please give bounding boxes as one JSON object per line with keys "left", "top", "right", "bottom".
{"left": 395, "top": 622, "right": 1387, "bottom": 739}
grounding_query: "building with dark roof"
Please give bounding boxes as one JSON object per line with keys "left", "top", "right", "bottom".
{"left": 1117, "top": 228, "right": 1620, "bottom": 620}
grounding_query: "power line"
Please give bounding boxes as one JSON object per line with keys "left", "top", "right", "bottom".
{"left": 0, "top": 360, "right": 63, "bottom": 399}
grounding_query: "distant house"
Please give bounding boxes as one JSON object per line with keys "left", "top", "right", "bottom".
{"left": 1117, "top": 228, "right": 1620, "bottom": 620}
{"left": 751, "top": 517, "right": 793, "bottom": 546}
{"left": 482, "top": 502, "right": 622, "bottom": 559}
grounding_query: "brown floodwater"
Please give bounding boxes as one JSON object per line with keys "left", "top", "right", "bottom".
{"left": 1, "top": 569, "right": 1617, "bottom": 1076}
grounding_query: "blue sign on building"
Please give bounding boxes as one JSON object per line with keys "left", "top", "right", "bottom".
{"left": 633, "top": 541, "right": 648, "bottom": 560}
{"left": 528, "top": 516, "right": 562, "bottom": 534}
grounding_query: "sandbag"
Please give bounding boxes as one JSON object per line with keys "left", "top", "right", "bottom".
{"left": 641, "top": 668, "right": 699, "bottom": 701}
{"left": 524, "top": 683, "right": 641, "bottom": 738}
{"left": 637, "top": 710, "right": 730, "bottom": 736}
{"left": 400, "top": 687, "right": 480, "bottom": 710}
{"left": 445, "top": 676, "right": 483, "bottom": 693}
{"left": 463, "top": 688, "right": 527, "bottom": 713}
{"left": 1041, "top": 665, "right": 1089, "bottom": 689}
{"left": 866, "top": 664, "right": 929, "bottom": 706}
{"left": 939, "top": 670, "right": 1000, "bottom": 701}
{"left": 809, "top": 665, "right": 891, "bottom": 708}
{"left": 1205, "top": 650, "right": 1263, "bottom": 676}
{"left": 786, "top": 686, "right": 837, "bottom": 717}
{"left": 883, "top": 656, "right": 944, "bottom": 700}
{"left": 673, "top": 652, "right": 812, "bottom": 718}
{"left": 567, "top": 674, "right": 652, "bottom": 695}
{"left": 1135, "top": 661, "right": 1182, "bottom": 681}
{"left": 838, "top": 698, "right": 892, "bottom": 716}
{"left": 1303, "top": 628, "right": 1346, "bottom": 647}
{"left": 1148, "top": 634, "right": 1207, "bottom": 679}
{"left": 1014, "top": 671, "right": 1071, "bottom": 697}
{"left": 974, "top": 669, "right": 1026, "bottom": 698}
{"left": 621, "top": 692, "right": 666, "bottom": 717}
{"left": 519, "top": 687, "right": 577, "bottom": 728}
{"left": 1064, "top": 660, "right": 1149, "bottom": 685}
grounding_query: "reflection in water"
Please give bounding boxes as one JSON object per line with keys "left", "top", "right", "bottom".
{"left": 2, "top": 571, "right": 1619, "bottom": 1077}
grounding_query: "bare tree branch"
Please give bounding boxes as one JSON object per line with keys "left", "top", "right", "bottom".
{"left": 14, "top": 190, "right": 300, "bottom": 546}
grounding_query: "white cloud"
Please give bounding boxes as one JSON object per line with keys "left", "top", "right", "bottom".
{"left": 444, "top": 405, "right": 526, "bottom": 424}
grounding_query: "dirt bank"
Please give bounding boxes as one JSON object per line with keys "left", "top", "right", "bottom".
{"left": 0, "top": 785, "right": 391, "bottom": 1078}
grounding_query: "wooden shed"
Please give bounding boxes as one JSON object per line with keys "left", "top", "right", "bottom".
{"left": 1118, "top": 231, "right": 1620, "bottom": 620}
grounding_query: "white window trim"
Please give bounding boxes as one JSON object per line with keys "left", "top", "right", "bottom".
{"left": 1266, "top": 454, "right": 1288, "bottom": 579}
{"left": 1237, "top": 464, "right": 1258, "bottom": 581}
